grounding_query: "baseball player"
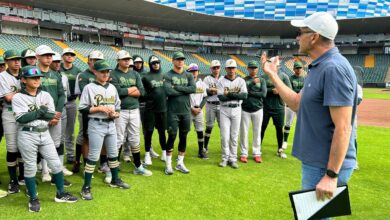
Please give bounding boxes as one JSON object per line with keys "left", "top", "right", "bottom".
{"left": 202, "top": 60, "right": 222, "bottom": 157}
{"left": 111, "top": 50, "right": 152, "bottom": 176}
{"left": 0, "top": 56, "right": 6, "bottom": 72}
{"left": 217, "top": 59, "right": 247, "bottom": 169}
{"left": 142, "top": 55, "right": 167, "bottom": 163}
{"left": 164, "top": 51, "right": 196, "bottom": 175}
{"left": 187, "top": 63, "right": 208, "bottom": 159}
{"left": 282, "top": 61, "right": 305, "bottom": 150}
{"left": 35, "top": 45, "right": 68, "bottom": 184}
{"left": 79, "top": 60, "right": 129, "bottom": 200}
{"left": 13, "top": 66, "right": 77, "bottom": 212}
{"left": 261, "top": 57, "right": 291, "bottom": 159}
{"left": 239, "top": 61, "right": 267, "bottom": 163}
{"left": 21, "top": 48, "right": 37, "bottom": 67}
{"left": 0, "top": 50, "right": 25, "bottom": 193}
{"left": 60, "top": 48, "right": 81, "bottom": 164}
{"left": 133, "top": 55, "right": 159, "bottom": 159}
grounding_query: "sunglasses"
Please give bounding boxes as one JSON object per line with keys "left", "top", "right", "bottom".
{"left": 151, "top": 62, "right": 160, "bottom": 65}
{"left": 297, "top": 30, "right": 315, "bottom": 37}
{"left": 24, "top": 68, "right": 42, "bottom": 77}
{"left": 212, "top": 66, "right": 220, "bottom": 69}
{"left": 64, "top": 53, "right": 76, "bottom": 57}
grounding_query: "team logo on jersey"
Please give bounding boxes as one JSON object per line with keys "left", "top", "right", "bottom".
{"left": 151, "top": 80, "right": 163, "bottom": 88}
{"left": 10, "top": 85, "right": 18, "bottom": 92}
{"left": 119, "top": 77, "right": 136, "bottom": 87}
{"left": 209, "top": 83, "right": 217, "bottom": 88}
{"left": 94, "top": 94, "right": 115, "bottom": 106}
{"left": 225, "top": 86, "right": 241, "bottom": 93}
{"left": 41, "top": 78, "right": 57, "bottom": 87}
{"left": 172, "top": 76, "right": 188, "bottom": 86}
{"left": 196, "top": 87, "right": 204, "bottom": 93}
{"left": 28, "top": 104, "right": 38, "bottom": 112}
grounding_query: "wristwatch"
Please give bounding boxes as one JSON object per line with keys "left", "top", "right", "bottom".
{"left": 326, "top": 169, "right": 339, "bottom": 178}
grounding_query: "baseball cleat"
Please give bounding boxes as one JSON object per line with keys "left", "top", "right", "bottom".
{"left": 8, "top": 180, "right": 20, "bottom": 194}
{"left": 175, "top": 163, "right": 190, "bottom": 174}
{"left": 164, "top": 166, "right": 174, "bottom": 175}
{"left": 133, "top": 165, "right": 153, "bottom": 177}
{"left": 63, "top": 167, "right": 73, "bottom": 176}
{"left": 80, "top": 187, "right": 93, "bottom": 200}
{"left": 277, "top": 149, "right": 287, "bottom": 159}
{"left": 239, "top": 156, "right": 248, "bottom": 163}
{"left": 150, "top": 148, "right": 160, "bottom": 158}
{"left": 229, "top": 161, "right": 239, "bottom": 169}
{"left": 109, "top": 179, "right": 129, "bottom": 189}
{"left": 28, "top": 198, "right": 41, "bottom": 212}
{"left": 254, "top": 156, "right": 263, "bottom": 163}
{"left": 0, "top": 189, "right": 8, "bottom": 198}
{"left": 219, "top": 160, "right": 228, "bottom": 167}
{"left": 54, "top": 191, "right": 78, "bottom": 203}
{"left": 18, "top": 179, "right": 26, "bottom": 186}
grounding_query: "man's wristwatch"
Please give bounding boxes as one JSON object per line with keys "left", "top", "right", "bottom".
{"left": 326, "top": 169, "right": 339, "bottom": 178}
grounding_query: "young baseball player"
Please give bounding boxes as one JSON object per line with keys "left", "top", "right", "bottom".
{"left": 60, "top": 48, "right": 81, "bottom": 164}
{"left": 142, "top": 55, "right": 167, "bottom": 163}
{"left": 282, "top": 61, "right": 305, "bottom": 150}
{"left": 21, "top": 48, "right": 37, "bottom": 67}
{"left": 217, "top": 59, "right": 248, "bottom": 169}
{"left": 187, "top": 63, "right": 208, "bottom": 159}
{"left": 0, "top": 50, "right": 25, "bottom": 193}
{"left": 79, "top": 60, "right": 129, "bottom": 200}
{"left": 202, "top": 60, "right": 222, "bottom": 157}
{"left": 164, "top": 51, "right": 196, "bottom": 175}
{"left": 239, "top": 61, "right": 267, "bottom": 163}
{"left": 13, "top": 65, "right": 78, "bottom": 212}
{"left": 111, "top": 50, "right": 152, "bottom": 176}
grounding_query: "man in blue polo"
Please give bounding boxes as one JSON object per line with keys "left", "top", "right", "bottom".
{"left": 262, "top": 12, "right": 357, "bottom": 201}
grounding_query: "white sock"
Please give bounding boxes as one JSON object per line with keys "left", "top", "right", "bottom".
{"left": 177, "top": 155, "right": 184, "bottom": 165}
{"left": 162, "top": 150, "right": 166, "bottom": 156}
{"left": 166, "top": 155, "right": 172, "bottom": 167}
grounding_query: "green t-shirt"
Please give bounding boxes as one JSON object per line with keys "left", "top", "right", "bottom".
{"left": 262, "top": 72, "right": 291, "bottom": 110}
{"left": 290, "top": 74, "right": 305, "bottom": 93}
{"left": 241, "top": 75, "right": 267, "bottom": 112}
{"left": 142, "top": 71, "right": 167, "bottom": 112}
{"left": 78, "top": 69, "right": 96, "bottom": 93}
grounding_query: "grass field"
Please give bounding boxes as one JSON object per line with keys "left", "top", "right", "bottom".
{"left": 363, "top": 88, "right": 390, "bottom": 100}
{"left": 0, "top": 108, "right": 389, "bottom": 219}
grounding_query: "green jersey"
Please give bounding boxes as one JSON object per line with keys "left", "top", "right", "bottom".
{"left": 241, "top": 75, "right": 267, "bottom": 112}
{"left": 111, "top": 68, "right": 145, "bottom": 110}
{"left": 40, "top": 69, "right": 65, "bottom": 112}
{"left": 142, "top": 71, "right": 167, "bottom": 112}
{"left": 60, "top": 63, "right": 80, "bottom": 97}
{"left": 77, "top": 69, "right": 96, "bottom": 93}
{"left": 290, "top": 74, "right": 305, "bottom": 93}
{"left": 164, "top": 69, "right": 196, "bottom": 114}
{"left": 262, "top": 72, "right": 291, "bottom": 110}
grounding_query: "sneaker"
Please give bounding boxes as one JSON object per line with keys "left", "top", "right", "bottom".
{"left": 239, "top": 156, "right": 248, "bottom": 163}
{"left": 160, "top": 151, "right": 166, "bottom": 162}
{"left": 18, "top": 179, "right": 26, "bottom": 186}
{"left": 254, "top": 156, "right": 263, "bottom": 163}
{"left": 28, "top": 198, "right": 41, "bottom": 212}
{"left": 144, "top": 154, "right": 152, "bottom": 166}
{"left": 123, "top": 155, "right": 131, "bottom": 163}
{"left": 51, "top": 179, "right": 72, "bottom": 187}
{"left": 150, "top": 148, "right": 160, "bottom": 158}
{"left": 133, "top": 165, "right": 153, "bottom": 176}
{"left": 98, "top": 163, "right": 110, "bottom": 173}
{"left": 42, "top": 172, "right": 51, "bottom": 182}
{"left": 229, "top": 161, "right": 239, "bottom": 169}
{"left": 109, "top": 179, "right": 130, "bottom": 189}
{"left": 282, "top": 142, "right": 288, "bottom": 150}
{"left": 80, "top": 187, "right": 93, "bottom": 200}
{"left": 219, "top": 160, "right": 228, "bottom": 167}
{"left": 55, "top": 191, "right": 78, "bottom": 203}
{"left": 72, "top": 161, "right": 80, "bottom": 173}
{"left": 104, "top": 171, "right": 112, "bottom": 184}
{"left": 277, "top": 149, "right": 287, "bottom": 159}
{"left": 175, "top": 163, "right": 190, "bottom": 174}
{"left": 0, "top": 189, "right": 7, "bottom": 198}
{"left": 63, "top": 167, "right": 73, "bottom": 176}
{"left": 164, "top": 166, "right": 174, "bottom": 175}
{"left": 198, "top": 149, "right": 209, "bottom": 160}
{"left": 8, "top": 180, "right": 20, "bottom": 194}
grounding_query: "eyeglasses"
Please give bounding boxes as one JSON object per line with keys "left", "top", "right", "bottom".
{"left": 297, "top": 30, "right": 315, "bottom": 37}
{"left": 24, "top": 68, "right": 41, "bottom": 77}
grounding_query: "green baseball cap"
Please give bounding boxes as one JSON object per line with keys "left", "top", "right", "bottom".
{"left": 172, "top": 51, "right": 185, "bottom": 60}
{"left": 0, "top": 56, "right": 5, "bottom": 64}
{"left": 3, "top": 50, "right": 22, "bottom": 60}
{"left": 94, "top": 60, "right": 112, "bottom": 72}
{"left": 247, "top": 60, "right": 259, "bottom": 68}
{"left": 294, "top": 61, "right": 303, "bottom": 69}
{"left": 21, "top": 65, "right": 44, "bottom": 78}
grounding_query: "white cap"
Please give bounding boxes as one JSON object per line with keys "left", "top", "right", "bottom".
{"left": 62, "top": 48, "right": 76, "bottom": 56}
{"left": 88, "top": 50, "right": 104, "bottom": 60}
{"left": 225, "top": 59, "right": 237, "bottom": 68}
{"left": 129, "top": 59, "right": 134, "bottom": 66}
{"left": 52, "top": 52, "right": 62, "bottom": 61}
{"left": 117, "top": 50, "right": 132, "bottom": 60}
{"left": 210, "top": 60, "right": 221, "bottom": 68}
{"left": 36, "top": 45, "right": 55, "bottom": 56}
{"left": 291, "top": 12, "right": 338, "bottom": 40}
{"left": 24, "top": 49, "right": 36, "bottom": 58}
{"left": 134, "top": 57, "right": 143, "bottom": 63}
{"left": 150, "top": 56, "right": 160, "bottom": 63}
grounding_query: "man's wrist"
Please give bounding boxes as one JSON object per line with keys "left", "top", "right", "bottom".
{"left": 326, "top": 169, "right": 339, "bottom": 178}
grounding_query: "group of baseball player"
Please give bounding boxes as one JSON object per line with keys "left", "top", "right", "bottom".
{"left": 0, "top": 45, "right": 306, "bottom": 212}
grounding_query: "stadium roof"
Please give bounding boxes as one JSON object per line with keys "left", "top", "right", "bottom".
{"left": 6, "top": 0, "right": 390, "bottom": 37}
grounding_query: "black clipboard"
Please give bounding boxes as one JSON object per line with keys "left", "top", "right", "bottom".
{"left": 289, "top": 185, "right": 351, "bottom": 220}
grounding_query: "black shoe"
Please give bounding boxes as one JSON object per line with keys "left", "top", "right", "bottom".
{"left": 80, "top": 187, "right": 93, "bottom": 200}
{"left": 55, "top": 191, "right": 78, "bottom": 203}
{"left": 198, "top": 149, "right": 209, "bottom": 160}
{"left": 29, "top": 198, "right": 41, "bottom": 212}
{"left": 109, "top": 179, "right": 130, "bottom": 189}
{"left": 72, "top": 161, "right": 80, "bottom": 173}
{"left": 8, "top": 180, "right": 20, "bottom": 194}
{"left": 51, "top": 179, "right": 72, "bottom": 187}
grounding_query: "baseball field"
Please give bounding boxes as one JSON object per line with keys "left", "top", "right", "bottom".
{"left": 0, "top": 88, "right": 389, "bottom": 219}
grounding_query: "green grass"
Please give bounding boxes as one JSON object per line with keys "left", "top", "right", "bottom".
{"left": 0, "top": 119, "right": 389, "bottom": 219}
{"left": 363, "top": 88, "right": 390, "bottom": 100}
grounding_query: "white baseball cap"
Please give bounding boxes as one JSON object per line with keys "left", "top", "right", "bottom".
{"left": 52, "top": 52, "right": 62, "bottom": 61}
{"left": 134, "top": 57, "right": 143, "bottom": 63}
{"left": 62, "top": 48, "right": 76, "bottom": 56}
{"left": 210, "top": 60, "right": 221, "bottom": 68}
{"left": 291, "top": 12, "right": 338, "bottom": 40}
{"left": 24, "top": 49, "right": 36, "bottom": 58}
{"left": 88, "top": 50, "right": 104, "bottom": 60}
{"left": 225, "top": 59, "right": 237, "bottom": 68}
{"left": 117, "top": 50, "right": 132, "bottom": 60}
{"left": 36, "top": 45, "right": 55, "bottom": 56}
{"left": 150, "top": 56, "right": 160, "bottom": 63}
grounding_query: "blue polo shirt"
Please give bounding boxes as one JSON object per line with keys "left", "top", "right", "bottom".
{"left": 292, "top": 47, "right": 357, "bottom": 169}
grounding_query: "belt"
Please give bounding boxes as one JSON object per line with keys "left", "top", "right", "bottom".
{"left": 222, "top": 104, "right": 240, "bottom": 108}
{"left": 207, "top": 101, "right": 220, "bottom": 105}
{"left": 91, "top": 118, "right": 113, "bottom": 122}
{"left": 67, "top": 95, "right": 77, "bottom": 101}
{"left": 22, "top": 127, "right": 48, "bottom": 132}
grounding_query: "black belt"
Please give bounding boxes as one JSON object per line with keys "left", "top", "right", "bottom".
{"left": 67, "top": 95, "right": 77, "bottom": 101}
{"left": 91, "top": 118, "right": 113, "bottom": 122}
{"left": 207, "top": 101, "right": 220, "bottom": 105}
{"left": 222, "top": 104, "right": 240, "bottom": 108}
{"left": 22, "top": 127, "right": 48, "bottom": 132}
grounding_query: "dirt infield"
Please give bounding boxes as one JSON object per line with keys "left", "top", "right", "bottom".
{"left": 358, "top": 99, "right": 390, "bottom": 127}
